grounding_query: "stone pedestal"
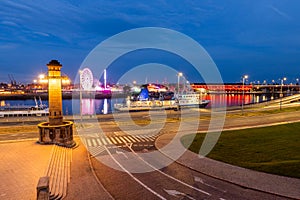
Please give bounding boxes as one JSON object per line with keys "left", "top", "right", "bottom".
{"left": 38, "top": 121, "right": 75, "bottom": 147}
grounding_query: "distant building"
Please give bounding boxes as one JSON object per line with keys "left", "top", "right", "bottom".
{"left": 191, "top": 83, "right": 253, "bottom": 93}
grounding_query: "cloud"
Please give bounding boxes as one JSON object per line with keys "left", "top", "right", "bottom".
{"left": 33, "top": 31, "right": 50, "bottom": 37}
{"left": 1, "top": 20, "right": 19, "bottom": 27}
{"left": 269, "top": 5, "right": 291, "bottom": 20}
{"left": 1, "top": 0, "right": 34, "bottom": 12}
{"left": 0, "top": 43, "right": 18, "bottom": 50}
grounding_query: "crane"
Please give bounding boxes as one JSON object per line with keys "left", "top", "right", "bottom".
{"left": 8, "top": 74, "right": 16, "bottom": 86}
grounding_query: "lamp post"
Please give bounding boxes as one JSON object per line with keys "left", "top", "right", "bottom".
{"left": 271, "top": 80, "right": 275, "bottom": 99}
{"left": 280, "top": 77, "right": 287, "bottom": 110}
{"left": 177, "top": 72, "right": 183, "bottom": 94}
{"left": 79, "top": 70, "right": 83, "bottom": 122}
{"left": 242, "top": 75, "right": 248, "bottom": 115}
{"left": 297, "top": 78, "right": 299, "bottom": 94}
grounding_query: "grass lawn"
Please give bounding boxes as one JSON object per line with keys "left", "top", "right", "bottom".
{"left": 181, "top": 122, "right": 300, "bottom": 178}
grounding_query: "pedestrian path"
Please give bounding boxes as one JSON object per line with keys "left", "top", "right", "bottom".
{"left": 44, "top": 145, "right": 72, "bottom": 200}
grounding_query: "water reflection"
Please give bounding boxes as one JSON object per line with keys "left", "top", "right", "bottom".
{"left": 103, "top": 99, "right": 108, "bottom": 114}
{"left": 203, "top": 94, "right": 274, "bottom": 108}
{"left": 81, "top": 99, "right": 95, "bottom": 115}
{"left": 80, "top": 99, "right": 110, "bottom": 115}
{"left": 1, "top": 93, "right": 290, "bottom": 115}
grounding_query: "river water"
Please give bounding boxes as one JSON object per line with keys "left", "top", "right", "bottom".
{"left": 0, "top": 93, "right": 287, "bottom": 116}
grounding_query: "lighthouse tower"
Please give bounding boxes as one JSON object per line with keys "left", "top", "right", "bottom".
{"left": 47, "top": 60, "right": 63, "bottom": 125}
{"left": 38, "top": 60, "right": 75, "bottom": 147}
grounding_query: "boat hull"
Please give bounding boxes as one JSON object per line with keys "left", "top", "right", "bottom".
{"left": 114, "top": 99, "right": 209, "bottom": 112}
{"left": 0, "top": 108, "right": 49, "bottom": 117}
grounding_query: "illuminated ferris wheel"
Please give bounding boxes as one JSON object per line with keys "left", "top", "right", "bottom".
{"left": 80, "top": 68, "right": 93, "bottom": 90}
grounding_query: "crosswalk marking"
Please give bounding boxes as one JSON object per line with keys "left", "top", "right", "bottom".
{"left": 111, "top": 129, "right": 159, "bottom": 136}
{"left": 88, "top": 145, "right": 106, "bottom": 157}
{"left": 136, "top": 136, "right": 146, "bottom": 142}
{"left": 114, "top": 137, "right": 122, "bottom": 144}
{"left": 87, "top": 139, "right": 92, "bottom": 146}
{"left": 119, "top": 137, "right": 127, "bottom": 144}
{"left": 126, "top": 136, "right": 137, "bottom": 142}
{"left": 139, "top": 135, "right": 149, "bottom": 139}
{"left": 96, "top": 138, "right": 102, "bottom": 145}
{"left": 100, "top": 137, "right": 107, "bottom": 145}
{"left": 123, "top": 136, "right": 132, "bottom": 143}
{"left": 106, "top": 137, "right": 113, "bottom": 144}
{"left": 92, "top": 139, "right": 97, "bottom": 146}
{"left": 109, "top": 137, "right": 117, "bottom": 144}
{"left": 130, "top": 136, "right": 141, "bottom": 142}
{"left": 149, "top": 135, "right": 156, "bottom": 140}
{"left": 83, "top": 134, "right": 158, "bottom": 149}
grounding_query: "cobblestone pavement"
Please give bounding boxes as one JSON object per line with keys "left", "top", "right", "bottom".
{"left": 0, "top": 138, "right": 113, "bottom": 200}
{"left": 0, "top": 141, "right": 53, "bottom": 200}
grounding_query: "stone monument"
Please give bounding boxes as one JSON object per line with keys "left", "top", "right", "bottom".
{"left": 38, "top": 60, "right": 75, "bottom": 147}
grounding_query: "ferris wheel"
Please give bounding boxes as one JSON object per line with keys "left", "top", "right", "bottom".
{"left": 80, "top": 68, "right": 93, "bottom": 90}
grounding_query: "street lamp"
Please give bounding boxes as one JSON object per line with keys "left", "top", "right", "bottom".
{"left": 177, "top": 72, "right": 183, "bottom": 94}
{"left": 280, "top": 77, "right": 287, "bottom": 110}
{"left": 79, "top": 70, "right": 83, "bottom": 121}
{"left": 296, "top": 78, "right": 299, "bottom": 94}
{"left": 242, "top": 75, "right": 248, "bottom": 115}
{"left": 39, "top": 74, "right": 45, "bottom": 79}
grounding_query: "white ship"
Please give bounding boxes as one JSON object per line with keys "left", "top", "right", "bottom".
{"left": 0, "top": 97, "right": 49, "bottom": 117}
{"left": 114, "top": 84, "right": 210, "bottom": 112}
{"left": 174, "top": 92, "right": 210, "bottom": 108}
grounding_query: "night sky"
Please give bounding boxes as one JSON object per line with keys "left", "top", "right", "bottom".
{"left": 1, "top": 0, "right": 300, "bottom": 84}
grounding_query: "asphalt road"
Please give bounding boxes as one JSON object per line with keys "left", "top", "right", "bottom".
{"left": 91, "top": 149, "right": 288, "bottom": 200}
{"left": 80, "top": 109, "right": 299, "bottom": 200}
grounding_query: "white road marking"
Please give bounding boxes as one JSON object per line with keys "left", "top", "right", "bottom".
{"left": 123, "top": 136, "right": 132, "bottom": 143}
{"left": 114, "top": 137, "right": 122, "bottom": 144}
{"left": 149, "top": 135, "right": 157, "bottom": 140}
{"left": 136, "top": 136, "right": 146, "bottom": 142}
{"left": 164, "top": 189, "right": 196, "bottom": 200}
{"left": 143, "top": 135, "right": 153, "bottom": 140}
{"left": 105, "top": 137, "right": 113, "bottom": 144}
{"left": 109, "top": 137, "right": 117, "bottom": 144}
{"left": 96, "top": 138, "right": 102, "bottom": 145}
{"left": 89, "top": 146, "right": 106, "bottom": 157}
{"left": 119, "top": 137, "right": 127, "bottom": 144}
{"left": 194, "top": 176, "right": 227, "bottom": 193}
{"left": 116, "top": 150, "right": 128, "bottom": 159}
{"left": 126, "top": 144, "right": 211, "bottom": 196}
{"left": 126, "top": 136, "right": 137, "bottom": 142}
{"left": 104, "top": 146, "right": 166, "bottom": 200}
{"left": 91, "top": 139, "right": 97, "bottom": 146}
{"left": 132, "top": 136, "right": 141, "bottom": 142}
{"left": 100, "top": 137, "right": 107, "bottom": 145}
{"left": 87, "top": 139, "right": 92, "bottom": 147}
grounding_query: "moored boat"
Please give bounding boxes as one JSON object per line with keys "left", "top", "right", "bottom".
{"left": 114, "top": 84, "right": 210, "bottom": 112}
{"left": 175, "top": 92, "right": 210, "bottom": 108}
{"left": 0, "top": 97, "right": 49, "bottom": 117}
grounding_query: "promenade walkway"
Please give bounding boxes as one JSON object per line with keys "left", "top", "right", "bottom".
{"left": 0, "top": 139, "right": 112, "bottom": 200}
{"left": 0, "top": 141, "right": 52, "bottom": 200}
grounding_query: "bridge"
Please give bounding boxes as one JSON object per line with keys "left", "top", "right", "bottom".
{"left": 242, "top": 93, "right": 300, "bottom": 109}
{"left": 191, "top": 83, "right": 300, "bottom": 94}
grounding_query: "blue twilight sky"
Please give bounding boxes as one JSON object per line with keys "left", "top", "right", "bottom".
{"left": 0, "top": 0, "right": 300, "bottom": 84}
